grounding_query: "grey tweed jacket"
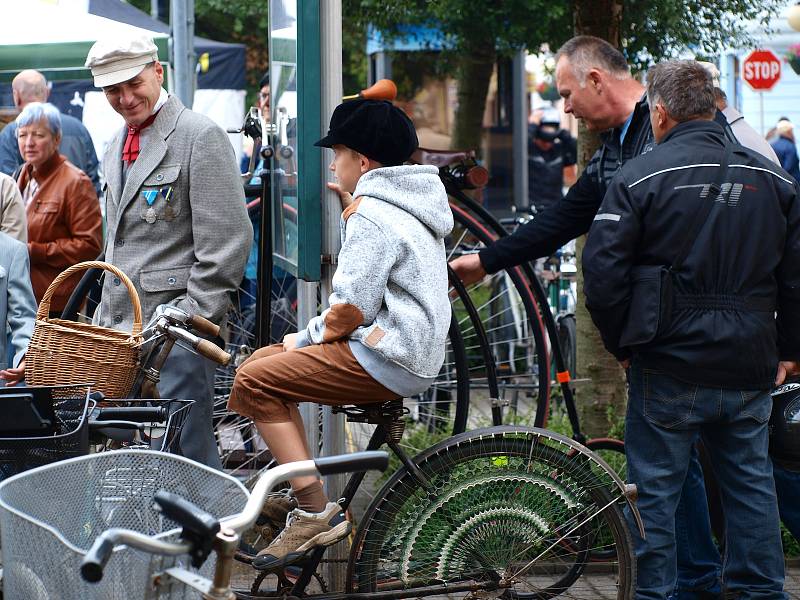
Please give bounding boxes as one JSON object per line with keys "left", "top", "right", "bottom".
{"left": 97, "top": 95, "right": 252, "bottom": 332}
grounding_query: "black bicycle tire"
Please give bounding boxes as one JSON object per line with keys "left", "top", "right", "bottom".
{"left": 449, "top": 203, "right": 551, "bottom": 427}
{"left": 446, "top": 307, "right": 471, "bottom": 435}
{"left": 349, "top": 426, "right": 635, "bottom": 599}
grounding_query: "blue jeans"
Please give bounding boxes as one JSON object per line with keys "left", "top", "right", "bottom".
{"left": 672, "top": 448, "right": 722, "bottom": 599}
{"left": 626, "top": 362, "right": 786, "bottom": 600}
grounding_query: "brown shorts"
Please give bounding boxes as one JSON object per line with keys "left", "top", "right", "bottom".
{"left": 227, "top": 340, "right": 399, "bottom": 423}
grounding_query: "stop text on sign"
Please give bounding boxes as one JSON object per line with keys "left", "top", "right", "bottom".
{"left": 744, "top": 61, "right": 779, "bottom": 81}
{"left": 742, "top": 49, "right": 781, "bottom": 91}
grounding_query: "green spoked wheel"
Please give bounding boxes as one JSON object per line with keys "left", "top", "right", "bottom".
{"left": 349, "top": 426, "right": 635, "bottom": 599}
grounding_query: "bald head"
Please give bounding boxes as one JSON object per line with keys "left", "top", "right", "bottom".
{"left": 12, "top": 70, "right": 48, "bottom": 108}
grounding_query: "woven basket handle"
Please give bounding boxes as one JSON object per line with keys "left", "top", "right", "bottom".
{"left": 38, "top": 261, "right": 143, "bottom": 336}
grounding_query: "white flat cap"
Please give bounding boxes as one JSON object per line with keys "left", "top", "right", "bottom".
{"left": 777, "top": 119, "right": 794, "bottom": 135}
{"left": 85, "top": 32, "right": 158, "bottom": 87}
{"left": 697, "top": 61, "right": 721, "bottom": 88}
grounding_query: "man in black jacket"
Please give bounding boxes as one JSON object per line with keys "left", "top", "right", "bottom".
{"left": 584, "top": 59, "right": 798, "bottom": 600}
{"left": 450, "top": 36, "right": 652, "bottom": 281}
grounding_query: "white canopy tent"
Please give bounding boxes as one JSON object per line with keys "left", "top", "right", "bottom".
{"left": 0, "top": 0, "right": 245, "bottom": 165}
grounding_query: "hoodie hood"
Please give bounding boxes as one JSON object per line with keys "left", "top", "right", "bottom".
{"left": 352, "top": 165, "right": 454, "bottom": 238}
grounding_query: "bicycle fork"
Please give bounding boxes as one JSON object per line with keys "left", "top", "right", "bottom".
{"left": 155, "top": 527, "right": 239, "bottom": 599}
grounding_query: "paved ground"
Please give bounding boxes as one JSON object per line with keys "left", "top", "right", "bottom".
{"left": 230, "top": 562, "right": 800, "bottom": 598}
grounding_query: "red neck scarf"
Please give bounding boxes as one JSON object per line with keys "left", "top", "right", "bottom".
{"left": 122, "top": 112, "right": 159, "bottom": 164}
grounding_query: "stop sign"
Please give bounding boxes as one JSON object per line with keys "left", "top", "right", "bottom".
{"left": 742, "top": 49, "right": 781, "bottom": 91}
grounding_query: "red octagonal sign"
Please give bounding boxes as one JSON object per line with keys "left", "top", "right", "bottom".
{"left": 742, "top": 49, "right": 781, "bottom": 91}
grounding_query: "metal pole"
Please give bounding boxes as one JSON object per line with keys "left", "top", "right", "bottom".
{"left": 512, "top": 50, "right": 529, "bottom": 211}
{"left": 374, "top": 52, "right": 392, "bottom": 84}
{"left": 296, "top": 281, "right": 319, "bottom": 454}
{"left": 319, "top": 0, "right": 345, "bottom": 590}
{"left": 170, "top": 0, "right": 195, "bottom": 107}
{"left": 151, "top": 0, "right": 160, "bottom": 20}
{"left": 759, "top": 91, "right": 765, "bottom": 136}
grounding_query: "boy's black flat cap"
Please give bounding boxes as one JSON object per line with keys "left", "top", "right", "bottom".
{"left": 315, "top": 99, "right": 418, "bottom": 166}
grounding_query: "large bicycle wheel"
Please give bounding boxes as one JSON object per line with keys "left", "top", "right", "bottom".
{"left": 350, "top": 426, "right": 635, "bottom": 599}
{"left": 214, "top": 267, "right": 299, "bottom": 478}
{"left": 447, "top": 203, "right": 550, "bottom": 429}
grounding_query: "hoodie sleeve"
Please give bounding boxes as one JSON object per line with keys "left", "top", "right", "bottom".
{"left": 296, "top": 212, "right": 397, "bottom": 348}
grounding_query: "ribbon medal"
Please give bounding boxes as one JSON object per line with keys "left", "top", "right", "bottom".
{"left": 142, "top": 189, "right": 158, "bottom": 223}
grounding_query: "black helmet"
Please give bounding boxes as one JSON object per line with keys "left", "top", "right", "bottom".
{"left": 535, "top": 108, "right": 562, "bottom": 142}
{"left": 769, "top": 382, "right": 800, "bottom": 463}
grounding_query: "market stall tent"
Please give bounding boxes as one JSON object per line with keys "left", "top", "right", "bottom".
{"left": 0, "top": 0, "right": 246, "bottom": 165}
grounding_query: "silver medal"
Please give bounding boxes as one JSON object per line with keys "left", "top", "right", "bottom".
{"left": 145, "top": 207, "right": 157, "bottom": 224}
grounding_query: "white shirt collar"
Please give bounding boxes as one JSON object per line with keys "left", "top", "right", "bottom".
{"left": 153, "top": 88, "right": 169, "bottom": 114}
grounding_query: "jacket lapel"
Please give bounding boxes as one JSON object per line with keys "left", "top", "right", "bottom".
{"left": 115, "top": 95, "right": 184, "bottom": 223}
{"left": 104, "top": 130, "right": 125, "bottom": 206}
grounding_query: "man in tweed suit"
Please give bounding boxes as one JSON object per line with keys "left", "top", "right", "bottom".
{"left": 85, "top": 33, "right": 252, "bottom": 467}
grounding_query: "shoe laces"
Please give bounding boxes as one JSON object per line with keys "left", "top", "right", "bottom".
{"left": 271, "top": 509, "right": 301, "bottom": 545}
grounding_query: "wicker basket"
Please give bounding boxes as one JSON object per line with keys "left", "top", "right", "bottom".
{"left": 27, "top": 261, "right": 143, "bottom": 398}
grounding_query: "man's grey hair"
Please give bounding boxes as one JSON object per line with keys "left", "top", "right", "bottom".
{"left": 15, "top": 102, "right": 62, "bottom": 138}
{"left": 12, "top": 70, "right": 48, "bottom": 104}
{"left": 646, "top": 60, "right": 716, "bottom": 122}
{"left": 555, "top": 36, "right": 631, "bottom": 87}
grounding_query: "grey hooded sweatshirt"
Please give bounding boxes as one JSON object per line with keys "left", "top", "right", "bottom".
{"left": 295, "top": 165, "right": 454, "bottom": 396}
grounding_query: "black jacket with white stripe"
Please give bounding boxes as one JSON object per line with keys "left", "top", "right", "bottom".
{"left": 583, "top": 119, "right": 800, "bottom": 389}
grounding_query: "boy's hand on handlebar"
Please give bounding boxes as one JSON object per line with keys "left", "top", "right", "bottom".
{"left": 327, "top": 181, "right": 354, "bottom": 210}
{"left": 283, "top": 333, "right": 299, "bottom": 352}
{"left": 0, "top": 359, "right": 25, "bottom": 387}
{"left": 449, "top": 254, "right": 486, "bottom": 286}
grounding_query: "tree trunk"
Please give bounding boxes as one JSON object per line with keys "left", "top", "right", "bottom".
{"left": 573, "top": 0, "right": 626, "bottom": 438}
{"left": 451, "top": 43, "right": 496, "bottom": 151}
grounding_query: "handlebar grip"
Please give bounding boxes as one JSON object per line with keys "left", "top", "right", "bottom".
{"left": 196, "top": 339, "right": 231, "bottom": 366}
{"left": 189, "top": 314, "right": 220, "bottom": 338}
{"left": 314, "top": 451, "right": 389, "bottom": 476}
{"left": 92, "top": 406, "right": 168, "bottom": 422}
{"left": 81, "top": 536, "right": 116, "bottom": 583}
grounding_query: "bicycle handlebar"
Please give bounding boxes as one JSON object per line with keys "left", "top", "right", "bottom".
{"left": 165, "top": 325, "right": 231, "bottom": 366}
{"left": 188, "top": 315, "right": 220, "bottom": 338}
{"left": 91, "top": 406, "right": 168, "bottom": 422}
{"left": 81, "top": 529, "right": 192, "bottom": 583}
{"left": 79, "top": 451, "right": 388, "bottom": 583}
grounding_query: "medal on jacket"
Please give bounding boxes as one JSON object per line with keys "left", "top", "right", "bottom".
{"left": 160, "top": 186, "right": 174, "bottom": 220}
{"left": 142, "top": 189, "right": 158, "bottom": 223}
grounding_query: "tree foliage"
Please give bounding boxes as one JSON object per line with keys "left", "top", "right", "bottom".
{"left": 347, "top": 0, "right": 783, "bottom": 66}
{"left": 126, "top": 0, "right": 269, "bottom": 101}
{"left": 621, "top": 0, "right": 784, "bottom": 69}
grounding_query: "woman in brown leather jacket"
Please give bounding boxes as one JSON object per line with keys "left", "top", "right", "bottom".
{"left": 15, "top": 103, "right": 102, "bottom": 316}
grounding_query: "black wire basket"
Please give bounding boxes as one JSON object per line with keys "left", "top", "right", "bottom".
{"left": 0, "top": 384, "right": 93, "bottom": 480}
{"left": 89, "top": 399, "right": 194, "bottom": 453}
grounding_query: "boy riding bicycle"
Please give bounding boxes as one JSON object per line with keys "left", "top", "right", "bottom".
{"left": 228, "top": 99, "right": 453, "bottom": 570}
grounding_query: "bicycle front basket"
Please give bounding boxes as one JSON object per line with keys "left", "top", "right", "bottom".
{"left": 0, "top": 384, "right": 92, "bottom": 481}
{"left": 0, "top": 450, "right": 248, "bottom": 599}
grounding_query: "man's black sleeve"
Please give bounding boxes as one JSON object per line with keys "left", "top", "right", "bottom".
{"left": 777, "top": 181, "right": 800, "bottom": 360}
{"left": 478, "top": 158, "right": 602, "bottom": 273}
{"left": 561, "top": 133, "right": 578, "bottom": 167}
{"left": 582, "top": 171, "right": 641, "bottom": 361}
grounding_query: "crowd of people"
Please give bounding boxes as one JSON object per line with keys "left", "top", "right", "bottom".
{"left": 0, "top": 25, "right": 797, "bottom": 599}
